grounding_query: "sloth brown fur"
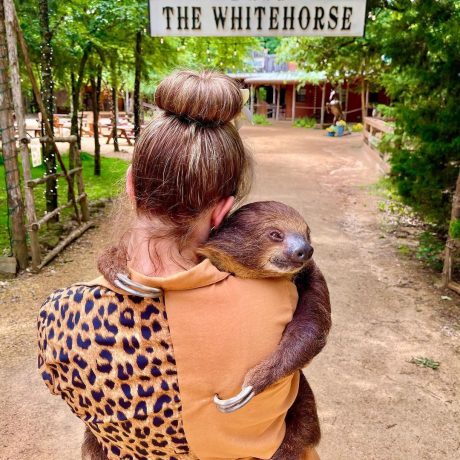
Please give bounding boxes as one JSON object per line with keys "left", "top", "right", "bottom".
{"left": 90, "top": 200, "right": 331, "bottom": 460}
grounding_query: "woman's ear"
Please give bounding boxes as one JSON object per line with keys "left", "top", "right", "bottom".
{"left": 126, "top": 165, "right": 135, "bottom": 202}
{"left": 211, "top": 196, "right": 235, "bottom": 229}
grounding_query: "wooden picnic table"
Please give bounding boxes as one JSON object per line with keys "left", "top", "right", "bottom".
{"left": 104, "top": 124, "right": 136, "bottom": 146}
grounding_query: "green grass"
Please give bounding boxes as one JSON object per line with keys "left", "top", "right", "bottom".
{"left": 252, "top": 114, "right": 271, "bottom": 125}
{"left": 293, "top": 117, "right": 316, "bottom": 129}
{"left": 416, "top": 231, "right": 445, "bottom": 272}
{"left": 0, "top": 152, "right": 128, "bottom": 253}
{"left": 409, "top": 356, "right": 440, "bottom": 370}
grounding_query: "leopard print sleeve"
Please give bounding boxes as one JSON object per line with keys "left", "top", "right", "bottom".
{"left": 37, "top": 290, "right": 64, "bottom": 396}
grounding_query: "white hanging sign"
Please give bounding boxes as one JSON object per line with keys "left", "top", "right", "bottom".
{"left": 149, "top": 0, "right": 368, "bottom": 37}
{"left": 30, "top": 139, "right": 42, "bottom": 167}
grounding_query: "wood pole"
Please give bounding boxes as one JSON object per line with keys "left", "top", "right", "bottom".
{"left": 3, "top": 0, "right": 40, "bottom": 268}
{"left": 73, "top": 140, "right": 89, "bottom": 222}
{"left": 345, "top": 82, "right": 350, "bottom": 121}
{"left": 37, "top": 221, "right": 94, "bottom": 270}
{"left": 276, "top": 85, "right": 280, "bottom": 120}
{"left": 291, "top": 83, "right": 296, "bottom": 120}
{"left": 12, "top": 6, "right": 81, "bottom": 223}
{"left": 320, "top": 82, "right": 327, "bottom": 128}
{"left": 0, "top": 0, "right": 28, "bottom": 269}
{"left": 443, "top": 171, "right": 460, "bottom": 288}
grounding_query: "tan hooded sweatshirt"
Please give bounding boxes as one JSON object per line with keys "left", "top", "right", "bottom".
{"left": 38, "top": 259, "right": 318, "bottom": 460}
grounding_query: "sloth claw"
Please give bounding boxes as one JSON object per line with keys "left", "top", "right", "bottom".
{"left": 213, "top": 386, "right": 255, "bottom": 413}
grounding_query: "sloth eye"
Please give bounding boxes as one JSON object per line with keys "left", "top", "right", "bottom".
{"left": 269, "top": 230, "right": 284, "bottom": 242}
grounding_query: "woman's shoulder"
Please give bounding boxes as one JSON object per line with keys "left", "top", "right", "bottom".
{"left": 217, "top": 274, "right": 299, "bottom": 309}
{"left": 38, "top": 282, "right": 121, "bottom": 328}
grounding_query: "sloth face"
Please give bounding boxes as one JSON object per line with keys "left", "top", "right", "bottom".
{"left": 200, "top": 201, "right": 314, "bottom": 280}
{"left": 264, "top": 226, "right": 313, "bottom": 275}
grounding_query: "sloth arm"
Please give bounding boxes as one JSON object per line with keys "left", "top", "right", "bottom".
{"left": 243, "top": 260, "right": 331, "bottom": 394}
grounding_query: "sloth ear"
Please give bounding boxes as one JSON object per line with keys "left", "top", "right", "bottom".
{"left": 211, "top": 196, "right": 235, "bottom": 230}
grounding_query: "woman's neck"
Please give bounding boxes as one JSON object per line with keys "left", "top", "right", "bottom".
{"left": 125, "top": 218, "right": 202, "bottom": 278}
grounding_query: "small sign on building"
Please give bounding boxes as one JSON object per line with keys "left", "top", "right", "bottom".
{"left": 149, "top": 0, "right": 368, "bottom": 37}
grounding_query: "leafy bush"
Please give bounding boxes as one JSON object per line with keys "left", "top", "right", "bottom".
{"left": 449, "top": 219, "right": 460, "bottom": 240}
{"left": 293, "top": 117, "right": 316, "bottom": 128}
{"left": 252, "top": 114, "right": 271, "bottom": 125}
{"left": 258, "top": 87, "right": 268, "bottom": 102}
{"left": 378, "top": 1, "right": 460, "bottom": 232}
{"left": 375, "top": 104, "right": 397, "bottom": 120}
{"left": 416, "top": 231, "right": 445, "bottom": 272}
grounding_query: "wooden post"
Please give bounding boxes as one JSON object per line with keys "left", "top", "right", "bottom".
{"left": 443, "top": 171, "right": 460, "bottom": 289}
{"left": 291, "top": 83, "right": 296, "bottom": 120}
{"left": 249, "top": 84, "right": 254, "bottom": 114}
{"left": 12, "top": 6, "right": 81, "bottom": 223}
{"left": 72, "top": 140, "right": 90, "bottom": 222}
{"left": 276, "top": 85, "right": 280, "bottom": 121}
{"left": 360, "top": 75, "right": 367, "bottom": 122}
{"left": 4, "top": 0, "right": 40, "bottom": 268}
{"left": 344, "top": 81, "right": 350, "bottom": 121}
{"left": 272, "top": 85, "right": 276, "bottom": 119}
{"left": 320, "top": 82, "right": 327, "bottom": 128}
{"left": 0, "top": 0, "right": 28, "bottom": 269}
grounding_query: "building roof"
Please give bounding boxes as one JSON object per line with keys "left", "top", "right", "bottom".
{"left": 229, "top": 71, "right": 326, "bottom": 85}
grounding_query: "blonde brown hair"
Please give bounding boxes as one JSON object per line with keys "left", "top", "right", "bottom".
{"left": 131, "top": 70, "right": 252, "bottom": 237}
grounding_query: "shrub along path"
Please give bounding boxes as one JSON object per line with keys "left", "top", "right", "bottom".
{"left": 0, "top": 124, "right": 458, "bottom": 459}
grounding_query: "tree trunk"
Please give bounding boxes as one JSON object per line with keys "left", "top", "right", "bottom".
{"left": 320, "top": 82, "right": 326, "bottom": 128}
{"left": 110, "top": 58, "right": 119, "bottom": 152}
{"left": 39, "top": 0, "right": 57, "bottom": 218}
{"left": 133, "top": 30, "right": 142, "bottom": 140}
{"left": 70, "top": 46, "right": 90, "bottom": 149}
{"left": 344, "top": 82, "right": 350, "bottom": 121}
{"left": 443, "top": 171, "right": 460, "bottom": 289}
{"left": 0, "top": 0, "right": 28, "bottom": 269}
{"left": 361, "top": 76, "right": 367, "bottom": 123}
{"left": 4, "top": 0, "right": 40, "bottom": 269}
{"left": 91, "top": 66, "right": 102, "bottom": 176}
{"left": 111, "top": 86, "right": 119, "bottom": 151}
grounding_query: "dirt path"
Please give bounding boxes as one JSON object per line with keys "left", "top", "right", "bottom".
{"left": 1, "top": 125, "right": 459, "bottom": 460}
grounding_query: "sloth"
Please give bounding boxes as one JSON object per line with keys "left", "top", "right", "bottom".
{"left": 92, "top": 200, "right": 331, "bottom": 460}
{"left": 198, "top": 201, "right": 331, "bottom": 459}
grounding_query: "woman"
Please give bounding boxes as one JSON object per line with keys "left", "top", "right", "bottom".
{"left": 37, "top": 70, "right": 320, "bottom": 460}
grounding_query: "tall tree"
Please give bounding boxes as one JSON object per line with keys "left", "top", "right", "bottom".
{"left": 133, "top": 29, "right": 142, "bottom": 140}
{"left": 0, "top": 0, "right": 28, "bottom": 268}
{"left": 90, "top": 65, "right": 102, "bottom": 176}
{"left": 39, "top": 0, "right": 57, "bottom": 216}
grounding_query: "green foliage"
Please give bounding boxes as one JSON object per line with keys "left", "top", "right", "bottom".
{"left": 279, "top": 1, "right": 460, "bottom": 232}
{"left": 409, "top": 357, "right": 440, "bottom": 370}
{"left": 252, "top": 114, "right": 271, "bottom": 126}
{"left": 16, "top": 1, "right": 256, "bottom": 100}
{"left": 0, "top": 153, "right": 128, "bottom": 252}
{"left": 293, "top": 117, "right": 316, "bottom": 129}
{"left": 375, "top": 104, "right": 396, "bottom": 120}
{"left": 259, "top": 37, "right": 280, "bottom": 54}
{"left": 449, "top": 219, "right": 460, "bottom": 240}
{"left": 378, "top": 0, "right": 460, "bottom": 230}
{"left": 258, "top": 87, "right": 267, "bottom": 102}
{"left": 416, "top": 231, "right": 445, "bottom": 272}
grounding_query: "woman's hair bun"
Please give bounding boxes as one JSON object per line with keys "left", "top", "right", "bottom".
{"left": 155, "top": 70, "right": 243, "bottom": 125}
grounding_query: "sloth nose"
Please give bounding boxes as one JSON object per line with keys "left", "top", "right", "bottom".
{"left": 290, "top": 242, "right": 314, "bottom": 262}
